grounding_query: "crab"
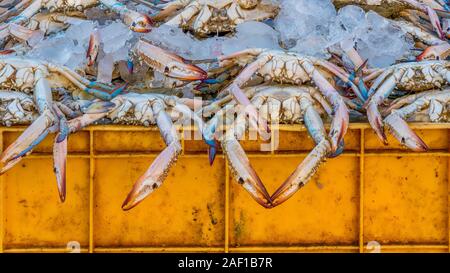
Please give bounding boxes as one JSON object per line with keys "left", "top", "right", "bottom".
{"left": 381, "top": 89, "right": 450, "bottom": 151}
{"left": 202, "top": 85, "right": 336, "bottom": 207}
{"left": 0, "top": 45, "right": 208, "bottom": 199}
{"left": 0, "top": 0, "right": 152, "bottom": 43}
{"left": 0, "top": 12, "right": 91, "bottom": 46}
{"left": 0, "top": 56, "right": 127, "bottom": 201}
{"left": 208, "top": 48, "right": 360, "bottom": 155}
{"left": 363, "top": 60, "right": 450, "bottom": 146}
{"left": 152, "top": 0, "right": 279, "bottom": 37}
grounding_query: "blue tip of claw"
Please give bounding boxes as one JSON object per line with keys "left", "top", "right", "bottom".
{"left": 208, "top": 145, "right": 217, "bottom": 166}
{"left": 329, "top": 140, "right": 345, "bottom": 158}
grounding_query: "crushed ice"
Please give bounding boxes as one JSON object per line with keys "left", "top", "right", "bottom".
{"left": 25, "top": 0, "right": 414, "bottom": 71}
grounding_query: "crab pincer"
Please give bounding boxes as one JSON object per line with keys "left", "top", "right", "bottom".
{"left": 134, "top": 39, "right": 208, "bottom": 81}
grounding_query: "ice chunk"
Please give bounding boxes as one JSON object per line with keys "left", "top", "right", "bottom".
{"left": 337, "top": 5, "right": 366, "bottom": 33}
{"left": 274, "top": 0, "right": 336, "bottom": 56}
{"left": 100, "top": 21, "right": 133, "bottom": 54}
{"left": 221, "top": 21, "right": 280, "bottom": 54}
{"left": 28, "top": 36, "right": 75, "bottom": 65}
{"left": 65, "top": 21, "right": 96, "bottom": 44}
{"left": 97, "top": 53, "right": 114, "bottom": 84}
{"left": 274, "top": 1, "right": 412, "bottom": 66}
{"left": 354, "top": 11, "right": 413, "bottom": 67}
{"left": 144, "top": 25, "right": 205, "bottom": 59}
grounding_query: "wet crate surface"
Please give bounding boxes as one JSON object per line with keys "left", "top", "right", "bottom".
{"left": 0, "top": 124, "right": 449, "bottom": 253}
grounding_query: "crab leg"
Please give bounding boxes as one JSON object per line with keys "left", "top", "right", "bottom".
{"left": 203, "top": 102, "right": 236, "bottom": 165}
{"left": 365, "top": 72, "right": 400, "bottom": 144}
{"left": 271, "top": 95, "right": 331, "bottom": 207}
{"left": 49, "top": 64, "right": 127, "bottom": 100}
{"left": 315, "top": 59, "right": 367, "bottom": 101}
{"left": 222, "top": 55, "right": 273, "bottom": 140}
{"left": 0, "top": 69, "right": 56, "bottom": 171}
{"left": 0, "top": 22, "right": 40, "bottom": 41}
{"left": 161, "top": 1, "right": 201, "bottom": 27}
{"left": 5, "top": 0, "right": 42, "bottom": 25}
{"left": 302, "top": 61, "right": 349, "bottom": 154}
{"left": 367, "top": 69, "right": 393, "bottom": 97}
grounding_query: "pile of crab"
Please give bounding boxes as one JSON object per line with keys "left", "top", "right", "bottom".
{"left": 0, "top": 0, "right": 449, "bottom": 210}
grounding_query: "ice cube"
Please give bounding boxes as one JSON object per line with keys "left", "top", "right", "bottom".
{"left": 337, "top": 5, "right": 366, "bottom": 33}
{"left": 97, "top": 53, "right": 114, "bottom": 83}
{"left": 100, "top": 21, "right": 133, "bottom": 54}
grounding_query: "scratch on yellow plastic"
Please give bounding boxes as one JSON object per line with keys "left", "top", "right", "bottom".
{"left": 0, "top": 123, "right": 449, "bottom": 253}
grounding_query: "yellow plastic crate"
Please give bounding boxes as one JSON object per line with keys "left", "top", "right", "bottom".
{"left": 0, "top": 123, "right": 449, "bottom": 253}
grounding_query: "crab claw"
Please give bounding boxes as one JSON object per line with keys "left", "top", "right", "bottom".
{"left": 206, "top": 139, "right": 219, "bottom": 166}
{"left": 135, "top": 40, "right": 208, "bottom": 81}
{"left": 271, "top": 140, "right": 330, "bottom": 207}
{"left": 366, "top": 101, "right": 388, "bottom": 145}
{"left": 329, "top": 101, "right": 349, "bottom": 153}
{"left": 53, "top": 132, "right": 67, "bottom": 202}
{"left": 122, "top": 142, "right": 182, "bottom": 211}
{"left": 0, "top": 110, "right": 54, "bottom": 172}
{"left": 417, "top": 43, "right": 450, "bottom": 61}
{"left": 223, "top": 138, "right": 272, "bottom": 208}
{"left": 52, "top": 105, "right": 69, "bottom": 203}
{"left": 384, "top": 113, "right": 428, "bottom": 151}
{"left": 87, "top": 30, "right": 100, "bottom": 66}
{"left": 328, "top": 139, "right": 345, "bottom": 158}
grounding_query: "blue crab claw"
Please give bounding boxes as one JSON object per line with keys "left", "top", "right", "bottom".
{"left": 328, "top": 139, "right": 345, "bottom": 158}
{"left": 206, "top": 139, "right": 219, "bottom": 166}
{"left": 0, "top": 111, "right": 55, "bottom": 174}
{"left": 53, "top": 115, "right": 69, "bottom": 202}
{"left": 53, "top": 132, "right": 67, "bottom": 202}
{"left": 384, "top": 113, "right": 428, "bottom": 152}
{"left": 223, "top": 139, "right": 273, "bottom": 208}
{"left": 136, "top": 40, "right": 208, "bottom": 81}
{"left": 122, "top": 142, "right": 182, "bottom": 211}
{"left": 271, "top": 140, "right": 330, "bottom": 207}
{"left": 329, "top": 101, "right": 349, "bottom": 154}
{"left": 366, "top": 101, "right": 388, "bottom": 145}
